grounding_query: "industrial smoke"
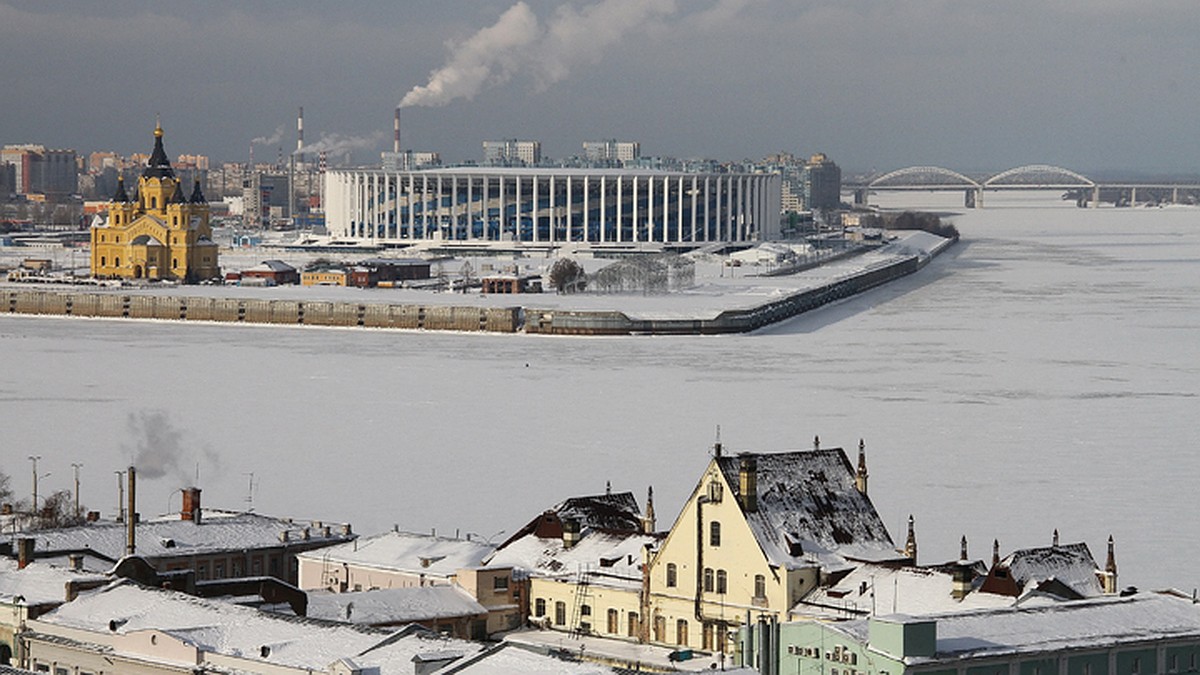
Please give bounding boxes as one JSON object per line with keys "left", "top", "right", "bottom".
{"left": 399, "top": 0, "right": 677, "bottom": 108}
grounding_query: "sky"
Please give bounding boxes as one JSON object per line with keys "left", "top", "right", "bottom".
{"left": 2, "top": 0, "right": 1199, "bottom": 175}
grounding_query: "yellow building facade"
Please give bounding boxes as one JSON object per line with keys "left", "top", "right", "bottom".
{"left": 90, "top": 123, "right": 219, "bottom": 282}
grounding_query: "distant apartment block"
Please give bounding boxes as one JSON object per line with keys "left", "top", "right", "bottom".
{"left": 1, "top": 144, "right": 77, "bottom": 197}
{"left": 803, "top": 152, "right": 842, "bottom": 211}
{"left": 381, "top": 150, "right": 442, "bottom": 171}
{"left": 583, "top": 140, "right": 640, "bottom": 165}
{"left": 483, "top": 139, "right": 541, "bottom": 166}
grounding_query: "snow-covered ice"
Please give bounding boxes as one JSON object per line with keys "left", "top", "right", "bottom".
{"left": 2, "top": 191, "right": 1197, "bottom": 594}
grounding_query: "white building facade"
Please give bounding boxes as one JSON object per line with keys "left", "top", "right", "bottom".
{"left": 325, "top": 167, "right": 782, "bottom": 244}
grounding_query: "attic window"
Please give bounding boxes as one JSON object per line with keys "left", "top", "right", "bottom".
{"left": 599, "top": 556, "right": 620, "bottom": 568}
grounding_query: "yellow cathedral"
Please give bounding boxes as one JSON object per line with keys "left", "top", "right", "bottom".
{"left": 90, "top": 122, "right": 219, "bottom": 282}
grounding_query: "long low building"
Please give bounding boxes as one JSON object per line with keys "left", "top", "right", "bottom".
{"left": 325, "top": 167, "right": 782, "bottom": 245}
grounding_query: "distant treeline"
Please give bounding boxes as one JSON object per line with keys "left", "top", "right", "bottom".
{"left": 859, "top": 211, "right": 960, "bottom": 240}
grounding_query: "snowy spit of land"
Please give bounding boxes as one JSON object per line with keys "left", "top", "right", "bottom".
{"left": 1, "top": 191, "right": 1197, "bottom": 594}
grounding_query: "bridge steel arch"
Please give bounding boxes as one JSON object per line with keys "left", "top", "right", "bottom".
{"left": 869, "top": 166, "right": 980, "bottom": 188}
{"left": 984, "top": 164, "right": 1094, "bottom": 187}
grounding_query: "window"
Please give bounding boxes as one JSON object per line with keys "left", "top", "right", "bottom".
{"left": 607, "top": 608, "right": 619, "bottom": 634}
{"left": 710, "top": 521, "right": 722, "bottom": 547}
{"left": 555, "top": 601, "right": 566, "bottom": 626}
{"left": 535, "top": 598, "right": 546, "bottom": 617}
{"left": 654, "top": 615, "right": 666, "bottom": 642}
{"left": 703, "top": 623, "right": 714, "bottom": 650}
{"left": 214, "top": 561, "right": 225, "bottom": 578}
{"left": 676, "top": 618, "right": 689, "bottom": 646}
{"left": 628, "top": 612, "right": 639, "bottom": 637}
{"left": 666, "top": 562, "right": 677, "bottom": 587}
{"left": 197, "top": 563, "right": 208, "bottom": 580}
{"left": 172, "top": 257, "right": 178, "bottom": 269}
{"left": 717, "top": 569, "right": 728, "bottom": 594}
{"left": 493, "top": 575, "right": 509, "bottom": 591}
{"left": 115, "top": 257, "right": 121, "bottom": 267}
{"left": 100, "top": 256, "right": 106, "bottom": 267}
{"left": 151, "top": 196, "right": 157, "bottom": 209}
{"left": 754, "top": 574, "right": 766, "bottom": 599}
{"left": 704, "top": 567, "right": 714, "bottom": 592}
{"left": 581, "top": 604, "right": 591, "bottom": 617}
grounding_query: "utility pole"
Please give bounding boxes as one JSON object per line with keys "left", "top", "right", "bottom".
{"left": 71, "top": 463, "right": 82, "bottom": 519}
{"left": 28, "top": 456, "right": 41, "bottom": 514}
{"left": 115, "top": 470, "right": 125, "bottom": 522}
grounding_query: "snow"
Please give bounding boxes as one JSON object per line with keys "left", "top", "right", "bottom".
{"left": 305, "top": 586, "right": 487, "bottom": 624}
{"left": 835, "top": 592, "right": 1200, "bottom": 663}
{"left": 35, "top": 580, "right": 484, "bottom": 672}
{"left": 0, "top": 558, "right": 106, "bottom": 606}
{"left": 450, "top": 643, "right": 620, "bottom": 674}
{"left": 2, "top": 191, "right": 1199, "bottom": 595}
{"left": 999, "top": 542, "right": 1104, "bottom": 598}
{"left": 295, "top": 530, "right": 494, "bottom": 580}
{"left": 3, "top": 509, "right": 351, "bottom": 562}
{"left": 715, "top": 449, "right": 898, "bottom": 572}
{"left": 487, "top": 531, "right": 654, "bottom": 590}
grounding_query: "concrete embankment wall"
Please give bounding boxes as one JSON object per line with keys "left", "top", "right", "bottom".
{"left": 1, "top": 240, "right": 947, "bottom": 335}
{"left": 525, "top": 253, "right": 923, "bottom": 336}
{"left": 1, "top": 291, "right": 521, "bottom": 333}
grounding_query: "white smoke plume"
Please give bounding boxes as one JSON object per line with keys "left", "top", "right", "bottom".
{"left": 299, "top": 130, "right": 386, "bottom": 156}
{"left": 122, "top": 410, "right": 221, "bottom": 485}
{"left": 400, "top": 0, "right": 677, "bottom": 108}
{"left": 251, "top": 125, "right": 286, "bottom": 146}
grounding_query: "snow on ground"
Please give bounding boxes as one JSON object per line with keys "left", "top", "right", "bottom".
{"left": 2, "top": 191, "right": 1198, "bottom": 596}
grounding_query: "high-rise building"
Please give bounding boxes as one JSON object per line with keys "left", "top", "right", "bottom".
{"left": 483, "top": 139, "right": 541, "bottom": 167}
{"left": 802, "top": 153, "right": 842, "bottom": 211}
{"left": 1, "top": 145, "right": 77, "bottom": 197}
{"left": 242, "top": 171, "right": 290, "bottom": 229}
{"left": 582, "top": 140, "right": 640, "bottom": 165}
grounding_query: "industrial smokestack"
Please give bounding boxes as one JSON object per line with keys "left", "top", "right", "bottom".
{"left": 297, "top": 106, "right": 305, "bottom": 153}
{"left": 126, "top": 466, "right": 136, "bottom": 556}
{"left": 393, "top": 107, "right": 401, "bottom": 154}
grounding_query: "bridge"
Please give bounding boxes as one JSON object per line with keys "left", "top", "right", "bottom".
{"left": 845, "top": 165, "right": 1200, "bottom": 208}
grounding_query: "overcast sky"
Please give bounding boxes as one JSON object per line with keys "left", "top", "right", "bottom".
{"left": 2, "top": 0, "right": 1198, "bottom": 175}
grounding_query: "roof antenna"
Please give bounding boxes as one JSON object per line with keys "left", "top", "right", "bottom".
{"left": 713, "top": 425, "right": 723, "bottom": 458}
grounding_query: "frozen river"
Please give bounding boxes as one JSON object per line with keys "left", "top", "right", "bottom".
{"left": 2, "top": 191, "right": 1197, "bottom": 592}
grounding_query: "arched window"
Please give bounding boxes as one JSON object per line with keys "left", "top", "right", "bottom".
{"left": 666, "top": 562, "right": 677, "bottom": 588}
{"left": 716, "top": 569, "right": 728, "bottom": 594}
{"left": 151, "top": 196, "right": 157, "bottom": 209}
{"left": 710, "top": 521, "right": 721, "bottom": 547}
{"left": 754, "top": 574, "right": 766, "bottom": 599}
{"left": 703, "top": 567, "right": 714, "bottom": 593}
{"left": 607, "top": 608, "right": 619, "bottom": 634}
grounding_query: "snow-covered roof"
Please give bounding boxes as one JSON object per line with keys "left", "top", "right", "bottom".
{"left": 4, "top": 509, "right": 353, "bottom": 562}
{"left": 32, "top": 580, "right": 484, "bottom": 673}
{"left": 445, "top": 642, "right": 619, "bottom": 674}
{"left": 0, "top": 558, "right": 107, "bottom": 607}
{"left": 715, "top": 449, "right": 899, "bottom": 571}
{"left": 306, "top": 586, "right": 487, "bottom": 625}
{"left": 486, "top": 529, "right": 654, "bottom": 589}
{"left": 244, "top": 259, "right": 296, "bottom": 273}
{"left": 794, "top": 563, "right": 1017, "bottom": 620}
{"left": 982, "top": 542, "right": 1103, "bottom": 599}
{"left": 487, "top": 491, "right": 650, "bottom": 586}
{"left": 837, "top": 593, "right": 1200, "bottom": 664}
{"left": 295, "top": 530, "right": 493, "bottom": 579}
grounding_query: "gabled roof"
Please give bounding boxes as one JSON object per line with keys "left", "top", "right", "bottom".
{"left": 295, "top": 530, "right": 493, "bottom": 579}
{"left": 714, "top": 449, "right": 897, "bottom": 570}
{"left": 794, "top": 562, "right": 1016, "bottom": 620}
{"left": 245, "top": 259, "right": 297, "bottom": 273}
{"left": 980, "top": 542, "right": 1103, "bottom": 599}
{"left": 487, "top": 491, "right": 652, "bottom": 587}
{"left": 0, "top": 558, "right": 108, "bottom": 607}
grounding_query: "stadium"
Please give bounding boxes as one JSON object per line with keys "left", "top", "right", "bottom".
{"left": 325, "top": 167, "right": 781, "bottom": 245}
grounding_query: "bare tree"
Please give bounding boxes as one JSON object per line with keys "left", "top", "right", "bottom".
{"left": 548, "top": 258, "right": 586, "bottom": 294}
{"left": 35, "top": 490, "right": 86, "bottom": 529}
{"left": 0, "top": 470, "right": 11, "bottom": 504}
{"left": 459, "top": 260, "right": 475, "bottom": 293}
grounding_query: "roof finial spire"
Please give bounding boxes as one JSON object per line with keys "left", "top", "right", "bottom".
{"left": 1104, "top": 535, "right": 1118, "bottom": 594}
{"left": 154, "top": 113, "right": 163, "bottom": 138}
{"left": 713, "top": 425, "right": 723, "bottom": 458}
{"left": 992, "top": 538, "right": 1000, "bottom": 567}
{"left": 903, "top": 515, "right": 917, "bottom": 561}
{"left": 813, "top": 435, "right": 820, "bottom": 450}
{"left": 960, "top": 535, "right": 968, "bottom": 561}
{"left": 1052, "top": 528, "right": 1059, "bottom": 547}
{"left": 855, "top": 439, "right": 869, "bottom": 495}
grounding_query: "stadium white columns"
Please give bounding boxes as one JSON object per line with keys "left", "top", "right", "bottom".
{"left": 326, "top": 169, "right": 778, "bottom": 244}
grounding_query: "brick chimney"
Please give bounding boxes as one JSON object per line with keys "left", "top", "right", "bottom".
{"left": 182, "top": 487, "right": 202, "bottom": 524}
{"left": 17, "top": 537, "right": 34, "bottom": 569}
